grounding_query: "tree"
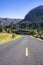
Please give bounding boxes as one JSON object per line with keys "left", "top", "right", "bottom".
{"left": 0, "top": 25, "right": 2, "bottom": 32}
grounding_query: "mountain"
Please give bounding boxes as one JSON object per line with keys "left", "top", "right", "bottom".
{"left": 0, "top": 5, "right": 43, "bottom": 33}
{"left": 0, "top": 18, "right": 22, "bottom": 26}
{"left": 24, "top": 5, "right": 43, "bottom": 21}
{"left": 17, "top": 5, "right": 43, "bottom": 30}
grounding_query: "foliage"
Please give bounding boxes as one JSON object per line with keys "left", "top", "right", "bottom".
{"left": 7, "top": 28, "right": 12, "bottom": 33}
{"left": 0, "top": 25, "right": 2, "bottom": 32}
{"left": 2, "top": 27, "right": 6, "bottom": 33}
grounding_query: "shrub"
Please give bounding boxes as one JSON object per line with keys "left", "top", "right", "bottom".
{"left": 7, "top": 29, "right": 12, "bottom": 33}
{"left": 27, "top": 30, "right": 38, "bottom": 35}
{"left": 0, "top": 25, "right": 2, "bottom": 32}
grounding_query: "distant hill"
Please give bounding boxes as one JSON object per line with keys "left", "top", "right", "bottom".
{"left": 0, "top": 18, "right": 22, "bottom": 26}
{"left": 17, "top": 5, "right": 43, "bottom": 30}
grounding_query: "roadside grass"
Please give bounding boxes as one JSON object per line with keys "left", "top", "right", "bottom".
{"left": 31, "top": 35, "right": 43, "bottom": 41}
{"left": 0, "top": 33, "right": 22, "bottom": 45}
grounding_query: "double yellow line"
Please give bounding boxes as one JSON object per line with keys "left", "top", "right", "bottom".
{"left": 25, "top": 48, "right": 28, "bottom": 56}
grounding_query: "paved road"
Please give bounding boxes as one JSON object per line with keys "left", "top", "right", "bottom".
{"left": 0, "top": 35, "right": 43, "bottom": 65}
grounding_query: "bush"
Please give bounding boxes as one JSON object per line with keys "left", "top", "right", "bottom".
{"left": 27, "top": 30, "right": 38, "bottom": 35}
{"left": 2, "top": 28, "right": 6, "bottom": 33}
{"left": 0, "top": 25, "right": 2, "bottom": 32}
{"left": 31, "top": 30, "right": 38, "bottom": 35}
{"left": 7, "top": 29, "right": 12, "bottom": 33}
{"left": 12, "top": 33, "right": 16, "bottom": 38}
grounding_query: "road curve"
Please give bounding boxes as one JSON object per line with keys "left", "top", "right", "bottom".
{"left": 0, "top": 35, "right": 43, "bottom": 65}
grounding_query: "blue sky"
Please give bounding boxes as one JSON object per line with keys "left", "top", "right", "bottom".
{"left": 0, "top": 0, "right": 43, "bottom": 19}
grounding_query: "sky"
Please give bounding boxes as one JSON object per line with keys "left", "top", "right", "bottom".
{"left": 0, "top": 0, "right": 43, "bottom": 19}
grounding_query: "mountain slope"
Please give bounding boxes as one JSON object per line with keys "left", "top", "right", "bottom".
{"left": 0, "top": 18, "right": 22, "bottom": 26}
{"left": 17, "top": 5, "right": 43, "bottom": 30}
{"left": 24, "top": 5, "right": 43, "bottom": 21}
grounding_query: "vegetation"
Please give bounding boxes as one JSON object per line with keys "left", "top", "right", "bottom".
{"left": 0, "top": 5, "right": 43, "bottom": 40}
{"left": 0, "top": 33, "right": 22, "bottom": 45}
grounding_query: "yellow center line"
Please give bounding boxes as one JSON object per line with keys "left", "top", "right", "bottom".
{"left": 25, "top": 47, "right": 28, "bottom": 56}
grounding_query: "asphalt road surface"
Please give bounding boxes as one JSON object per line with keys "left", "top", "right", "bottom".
{"left": 0, "top": 35, "right": 43, "bottom": 65}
